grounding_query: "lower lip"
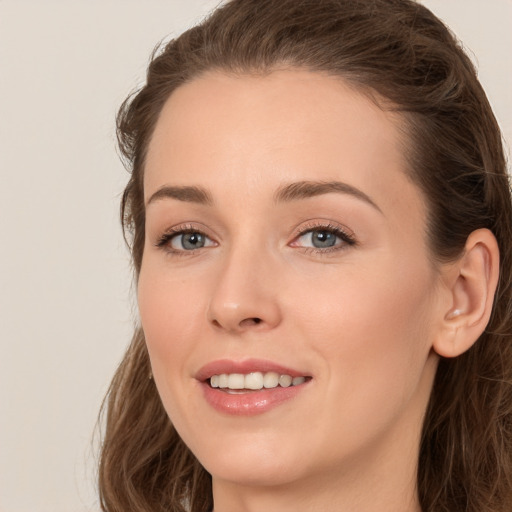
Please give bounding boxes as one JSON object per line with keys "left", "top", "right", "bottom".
{"left": 200, "top": 381, "right": 309, "bottom": 416}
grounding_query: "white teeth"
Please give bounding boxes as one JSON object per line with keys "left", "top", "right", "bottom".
{"left": 218, "top": 374, "right": 229, "bottom": 388}
{"left": 227, "top": 373, "right": 245, "bottom": 389}
{"left": 292, "top": 376, "right": 306, "bottom": 386}
{"left": 263, "top": 371, "right": 279, "bottom": 388}
{"left": 209, "top": 372, "right": 308, "bottom": 390}
{"left": 279, "top": 374, "right": 292, "bottom": 388}
{"left": 245, "top": 372, "right": 264, "bottom": 390}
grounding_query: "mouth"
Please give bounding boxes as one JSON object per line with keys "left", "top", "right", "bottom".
{"left": 208, "top": 372, "right": 310, "bottom": 392}
{"left": 197, "top": 359, "right": 312, "bottom": 415}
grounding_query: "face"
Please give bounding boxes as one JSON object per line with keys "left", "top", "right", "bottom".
{"left": 139, "top": 70, "right": 444, "bottom": 490}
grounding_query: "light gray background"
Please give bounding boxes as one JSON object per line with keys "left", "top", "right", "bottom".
{"left": 0, "top": 1, "right": 510, "bottom": 511}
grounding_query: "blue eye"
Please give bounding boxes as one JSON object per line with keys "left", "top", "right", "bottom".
{"left": 294, "top": 226, "right": 356, "bottom": 251}
{"left": 171, "top": 232, "right": 207, "bottom": 250}
{"left": 305, "top": 230, "right": 338, "bottom": 248}
{"left": 156, "top": 229, "right": 216, "bottom": 252}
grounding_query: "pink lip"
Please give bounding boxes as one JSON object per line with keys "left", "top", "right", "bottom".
{"left": 196, "top": 358, "right": 307, "bottom": 381}
{"left": 196, "top": 359, "right": 311, "bottom": 416}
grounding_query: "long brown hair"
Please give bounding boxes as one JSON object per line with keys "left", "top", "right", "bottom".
{"left": 99, "top": 1, "right": 512, "bottom": 510}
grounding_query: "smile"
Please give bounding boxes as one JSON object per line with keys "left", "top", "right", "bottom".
{"left": 210, "top": 372, "right": 307, "bottom": 391}
{"left": 197, "top": 359, "right": 312, "bottom": 415}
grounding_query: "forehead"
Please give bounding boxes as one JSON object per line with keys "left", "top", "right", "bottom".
{"left": 144, "top": 69, "right": 423, "bottom": 218}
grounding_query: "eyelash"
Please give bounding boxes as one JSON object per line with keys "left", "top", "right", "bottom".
{"left": 292, "top": 222, "right": 357, "bottom": 254}
{"left": 155, "top": 224, "right": 213, "bottom": 256}
{"left": 154, "top": 222, "right": 357, "bottom": 255}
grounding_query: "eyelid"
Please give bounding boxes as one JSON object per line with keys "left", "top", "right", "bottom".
{"left": 289, "top": 220, "right": 357, "bottom": 251}
{"left": 152, "top": 220, "right": 356, "bottom": 255}
{"left": 292, "top": 219, "right": 355, "bottom": 238}
{"left": 154, "top": 222, "right": 218, "bottom": 253}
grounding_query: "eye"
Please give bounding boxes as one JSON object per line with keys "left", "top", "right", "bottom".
{"left": 291, "top": 224, "right": 356, "bottom": 252}
{"left": 172, "top": 231, "right": 210, "bottom": 250}
{"left": 156, "top": 228, "right": 216, "bottom": 253}
{"left": 299, "top": 230, "right": 338, "bottom": 249}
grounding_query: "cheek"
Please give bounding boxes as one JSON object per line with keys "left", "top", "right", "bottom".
{"left": 137, "top": 264, "right": 207, "bottom": 429}
{"left": 294, "top": 253, "right": 434, "bottom": 342}
{"left": 137, "top": 263, "right": 205, "bottom": 375}
{"left": 292, "top": 258, "right": 437, "bottom": 419}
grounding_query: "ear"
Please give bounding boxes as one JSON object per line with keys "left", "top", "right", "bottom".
{"left": 433, "top": 228, "right": 500, "bottom": 358}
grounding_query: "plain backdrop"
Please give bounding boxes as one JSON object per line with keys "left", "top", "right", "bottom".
{"left": 0, "top": 1, "right": 510, "bottom": 511}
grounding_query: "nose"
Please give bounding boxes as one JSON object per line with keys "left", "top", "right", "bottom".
{"left": 207, "top": 245, "right": 282, "bottom": 334}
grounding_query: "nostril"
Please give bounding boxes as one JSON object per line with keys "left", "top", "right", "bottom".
{"left": 210, "top": 317, "right": 262, "bottom": 329}
{"left": 239, "top": 317, "right": 262, "bottom": 327}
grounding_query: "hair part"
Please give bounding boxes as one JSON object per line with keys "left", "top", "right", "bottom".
{"left": 100, "top": 1, "right": 512, "bottom": 510}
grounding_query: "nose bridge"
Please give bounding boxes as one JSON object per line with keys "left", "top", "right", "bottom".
{"left": 207, "top": 233, "right": 282, "bottom": 332}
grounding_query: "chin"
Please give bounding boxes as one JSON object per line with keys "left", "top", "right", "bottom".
{"left": 187, "top": 429, "right": 308, "bottom": 487}
{"left": 204, "top": 455, "right": 303, "bottom": 488}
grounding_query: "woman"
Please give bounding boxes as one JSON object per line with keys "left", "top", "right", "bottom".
{"left": 98, "top": 0, "right": 512, "bottom": 511}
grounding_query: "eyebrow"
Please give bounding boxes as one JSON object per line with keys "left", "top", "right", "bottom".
{"left": 145, "top": 180, "right": 381, "bottom": 213}
{"left": 274, "top": 180, "right": 382, "bottom": 213}
{"left": 146, "top": 185, "right": 213, "bottom": 207}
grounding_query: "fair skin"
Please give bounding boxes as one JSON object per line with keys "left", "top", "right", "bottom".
{"left": 138, "top": 69, "right": 499, "bottom": 512}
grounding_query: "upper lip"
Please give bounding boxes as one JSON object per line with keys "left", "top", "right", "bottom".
{"left": 196, "top": 358, "right": 310, "bottom": 382}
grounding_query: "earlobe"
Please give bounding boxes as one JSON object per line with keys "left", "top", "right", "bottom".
{"left": 433, "top": 228, "right": 500, "bottom": 358}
